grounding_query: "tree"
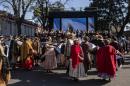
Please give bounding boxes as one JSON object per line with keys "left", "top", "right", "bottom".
{"left": 0, "top": 0, "right": 36, "bottom": 35}
{"left": 33, "top": 0, "right": 70, "bottom": 30}
{"left": 119, "top": 0, "right": 130, "bottom": 36}
{"left": 89, "top": 0, "right": 128, "bottom": 35}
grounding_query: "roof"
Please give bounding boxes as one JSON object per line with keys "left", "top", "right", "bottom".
{"left": 49, "top": 11, "right": 97, "bottom": 18}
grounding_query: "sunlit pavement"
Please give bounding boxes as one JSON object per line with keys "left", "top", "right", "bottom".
{"left": 8, "top": 56, "right": 130, "bottom": 86}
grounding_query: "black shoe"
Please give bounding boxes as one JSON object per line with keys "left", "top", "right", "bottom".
{"left": 35, "top": 64, "right": 39, "bottom": 66}
{"left": 74, "top": 78, "right": 79, "bottom": 82}
{"left": 108, "top": 78, "right": 111, "bottom": 82}
{"left": 102, "top": 78, "right": 106, "bottom": 81}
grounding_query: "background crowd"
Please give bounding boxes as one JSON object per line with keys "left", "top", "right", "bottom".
{"left": 0, "top": 29, "right": 130, "bottom": 85}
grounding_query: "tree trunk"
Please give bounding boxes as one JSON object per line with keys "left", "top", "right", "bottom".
{"left": 16, "top": 21, "right": 22, "bottom": 36}
{"left": 118, "top": 14, "right": 129, "bottom": 37}
{"left": 42, "top": 19, "right": 46, "bottom": 31}
{"left": 118, "top": 0, "right": 130, "bottom": 37}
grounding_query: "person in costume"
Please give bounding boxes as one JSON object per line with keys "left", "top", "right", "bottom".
{"left": 23, "top": 49, "right": 33, "bottom": 70}
{"left": 0, "top": 36, "right": 11, "bottom": 86}
{"left": 21, "top": 38, "right": 34, "bottom": 69}
{"left": 32, "top": 37, "right": 41, "bottom": 66}
{"left": 96, "top": 39, "right": 117, "bottom": 81}
{"left": 110, "top": 37, "right": 124, "bottom": 68}
{"left": 81, "top": 36, "right": 92, "bottom": 74}
{"left": 10, "top": 37, "right": 19, "bottom": 69}
{"left": 40, "top": 43, "right": 57, "bottom": 72}
{"left": 64, "top": 34, "right": 74, "bottom": 74}
{"left": 69, "top": 39, "right": 85, "bottom": 81}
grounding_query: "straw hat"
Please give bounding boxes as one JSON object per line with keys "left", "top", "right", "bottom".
{"left": 45, "top": 42, "right": 54, "bottom": 48}
{"left": 84, "top": 36, "right": 90, "bottom": 41}
{"left": 0, "top": 35, "right": 3, "bottom": 38}
{"left": 97, "top": 35, "right": 103, "bottom": 40}
{"left": 0, "top": 36, "right": 4, "bottom": 40}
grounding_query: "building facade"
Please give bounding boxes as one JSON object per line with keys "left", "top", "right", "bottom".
{"left": 0, "top": 11, "right": 37, "bottom": 36}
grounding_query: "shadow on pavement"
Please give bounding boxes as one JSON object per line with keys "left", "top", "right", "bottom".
{"left": 122, "top": 66, "right": 130, "bottom": 69}
{"left": 87, "top": 70, "right": 97, "bottom": 75}
{"left": 8, "top": 67, "right": 110, "bottom": 86}
{"left": 124, "top": 61, "right": 130, "bottom": 65}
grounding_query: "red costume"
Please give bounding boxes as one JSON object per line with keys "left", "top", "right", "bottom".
{"left": 23, "top": 55, "right": 33, "bottom": 70}
{"left": 71, "top": 44, "right": 84, "bottom": 69}
{"left": 96, "top": 45, "right": 117, "bottom": 78}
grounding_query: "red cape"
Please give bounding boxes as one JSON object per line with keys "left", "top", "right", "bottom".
{"left": 96, "top": 45, "right": 117, "bottom": 76}
{"left": 71, "top": 44, "right": 83, "bottom": 69}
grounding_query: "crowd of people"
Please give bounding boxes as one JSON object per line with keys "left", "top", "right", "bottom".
{"left": 0, "top": 29, "right": 129, "bottom": 85}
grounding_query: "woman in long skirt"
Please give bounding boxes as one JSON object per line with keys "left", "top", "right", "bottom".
{"left": 96, "top": 39, "right": 117, "bottom": 81}
{"left": 69, "top": 39, "right": 86, "bottom": 81}
{"left": 41, "top": 43, "right": 57, "bottom": 72}
{"left": 81, "top": 37, "right": 92, "bottom": 74}
{"left": 0, "top": 38, "right": 11, "bottom": 86}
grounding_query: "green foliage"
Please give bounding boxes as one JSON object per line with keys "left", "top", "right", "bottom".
{"left": 89, "top": 0, "right": 128, "bottom": 32}
{"left": 33, "top": 0, "right": 67, "bottom": 28}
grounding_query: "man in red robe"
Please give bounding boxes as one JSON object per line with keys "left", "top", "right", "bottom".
{"left": 96, "top": 39, "right": 117, "bottom": 81}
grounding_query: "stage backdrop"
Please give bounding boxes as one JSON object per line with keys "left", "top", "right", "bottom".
{"left": 53, "top": 17, "right": 95, "bottom": 31}
{"left": 54, "top": 18, "right": 60, "bottom": 30}
{"left": 88, "top": 17, "right": 94, "bottom": 32}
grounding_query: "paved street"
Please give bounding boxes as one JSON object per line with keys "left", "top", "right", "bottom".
{"left": 8, "top": 56, "right": 130, "bottom": 86}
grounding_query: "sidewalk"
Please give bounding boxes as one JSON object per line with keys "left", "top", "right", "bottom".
{"left": 8, "top": 55, "right": 130, "bottom": 86}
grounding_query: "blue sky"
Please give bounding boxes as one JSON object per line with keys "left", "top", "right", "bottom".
{"left": 49, "top": 0, "right": 91, "bottom": 10}
{"left": 65, "top": 0, "right": 91, "bottom": 10}
{"left": 0, "top": 0, "right": 90, "bottom": 20}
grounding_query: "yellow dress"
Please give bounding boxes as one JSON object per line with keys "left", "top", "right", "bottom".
{"left": 21, "top": 39, "right": 33, "bottom": 62}
{"left": 0, "top": 45, "right": 6, "bottom": 86}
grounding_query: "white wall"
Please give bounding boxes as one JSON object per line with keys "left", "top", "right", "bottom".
{"left": 0, "top": 18, "right": 36, "bottom": 36}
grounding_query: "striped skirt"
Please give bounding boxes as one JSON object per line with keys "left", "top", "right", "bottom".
{"left": 69, "top": 60, "right": 86, "bottom": 78}
{"left": 40, "top": 55, "right": 57, "bottom": 70}
{"left": 57, "top": 54, "right": 65, "bottom": 65}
